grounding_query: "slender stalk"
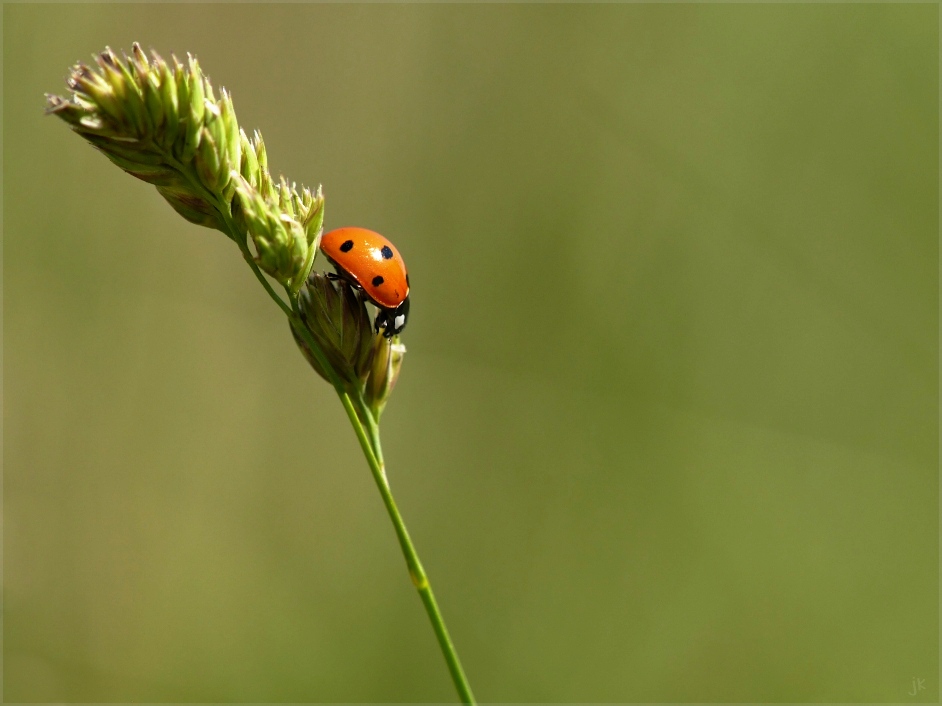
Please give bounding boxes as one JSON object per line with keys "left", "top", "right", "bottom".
{"left": 242, "top": 247, "right": 292, "bottom": 317}
{"left": 358, "top": 389, "right": 385, "bottom": 465}
{"left": 348, "top": 394, "right": 476, "bottom": 705}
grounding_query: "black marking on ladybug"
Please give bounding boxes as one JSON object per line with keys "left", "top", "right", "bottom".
{"left": 372, "top": 275, "right": 385, "bottom": 286}
{"left": 381, "top": 245, "right": 394, "bottom": 259}
{"left": 339, "top": 240, "right": 354, "bottom": 252}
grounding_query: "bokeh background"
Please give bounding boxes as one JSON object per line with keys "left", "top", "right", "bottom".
{"left": 4, "top": 4, "right": 938, "bottom": 702}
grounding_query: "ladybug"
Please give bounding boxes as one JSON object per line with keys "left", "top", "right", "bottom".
{"left": 319, "top": 226, "right": 410, "bottom": 337}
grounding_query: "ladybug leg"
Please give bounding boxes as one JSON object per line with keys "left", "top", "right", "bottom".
{"left": 326, "top": 268, "right": 363, "bottom": 291}
{"left": 374, "top": 309, "right": 399, "bottom": 337}
{"left": 374, "top": 308, "right": 389, "bottom": 335}
{"left": 326, "top": 270, "right": 354, "bottom": 285}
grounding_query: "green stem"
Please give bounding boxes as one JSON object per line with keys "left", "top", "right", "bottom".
{"left": 242, "top": 247, "right": 292, "bottom": 317}
{"left": 357, "top": 389, "right": 385, "bottom": 464}
{"left": 347, "top": 394, "right": 476, "bottom": 705}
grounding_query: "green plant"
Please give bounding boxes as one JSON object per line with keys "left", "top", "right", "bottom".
{"left": 46, "top": 44, "right": 475, "bottom": 704}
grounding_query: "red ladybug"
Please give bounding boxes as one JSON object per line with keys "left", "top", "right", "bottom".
{"left": 320, "top": 227, "right": 410, "bottom": 337}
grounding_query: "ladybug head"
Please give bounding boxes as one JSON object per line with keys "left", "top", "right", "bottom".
{"left": 377, "top": 296, "right": 409, "bottom": 338}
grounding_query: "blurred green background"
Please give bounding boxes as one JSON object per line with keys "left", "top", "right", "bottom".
{"left": 4, "top": 4, "right": 937, "bottom": 702}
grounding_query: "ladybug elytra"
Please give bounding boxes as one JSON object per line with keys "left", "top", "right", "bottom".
{"left": 320, "top": 227, "right": 410, "bottom": 337}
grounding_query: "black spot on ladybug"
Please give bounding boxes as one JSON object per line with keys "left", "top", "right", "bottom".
{"left": 381, "top": 245, "right": 394, "bottom": 259}
{"left": 339, "top": 240, "right": 354, "bottom": 252}
{"left": 372, "top": 275, "right": 384, "bottom": 286}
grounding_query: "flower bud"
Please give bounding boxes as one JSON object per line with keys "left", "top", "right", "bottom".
{"left": 239, "top": 129, "right": 260, "bottom": 188}
{"left": 292, "top": 273, "right": 374, "bottom": 388}
{"left": 231, "top": 174, "right": 322, "bottom": 292}
{"left": 363, "top": 333, "right": 406, "bottom": 418}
